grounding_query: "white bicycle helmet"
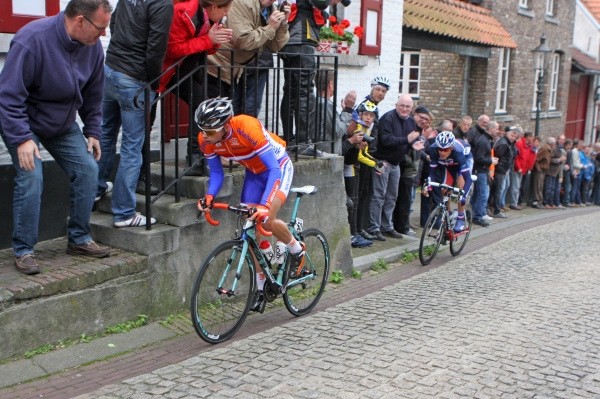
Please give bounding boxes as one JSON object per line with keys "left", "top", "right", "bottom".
{"left": 370, "top": 76, "right": 390, "bottom": 89}
{"left": 435, "top": 131, "right": 456, "bottom": 149}
{"left": 194, "top": 97, "right": 234, "bottom": 130}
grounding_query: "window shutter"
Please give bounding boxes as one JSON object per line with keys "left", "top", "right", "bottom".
{"left": 359, "top": 0, "right": 382, "bottom": 56}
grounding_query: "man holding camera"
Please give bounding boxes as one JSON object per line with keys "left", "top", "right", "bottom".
{"left": 279, "top": 0, "right": 345, "bottom": 146}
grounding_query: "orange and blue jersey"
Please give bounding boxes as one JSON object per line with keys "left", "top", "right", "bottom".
{"left": 198, "top": 115, "right": 290, "bottom": 207}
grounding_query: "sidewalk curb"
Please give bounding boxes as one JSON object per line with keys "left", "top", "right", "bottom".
{"left": 0, "top": 324, "right": 176, "bottom": 389}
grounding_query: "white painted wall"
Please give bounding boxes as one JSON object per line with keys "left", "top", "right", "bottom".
{"left": 574, "top": 0, "right": 600, "bottom": 60}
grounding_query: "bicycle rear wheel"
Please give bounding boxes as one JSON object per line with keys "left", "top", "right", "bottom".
{"left": 190, "top": 240, "right": 255, "bottom": 344}
{"left": 450, "top": 204, "right": 473, "bottom": 256}
{"left": 283, "top": 228, "right": 330, "bottom": 316}
{"left": 419, "top": 207, "right": 445, "bottom": 266}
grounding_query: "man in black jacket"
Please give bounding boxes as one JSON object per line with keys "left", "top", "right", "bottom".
{"left": 471, "top": 120, "right": 499, "bottom": 226}
{"left": 367, "top": 94, "right": 422, "bottom": 240}
{"left": 491, "top": 127, "right": 517, "bottom": 218}
{"left": 96, "top": 0, "right": 173, "bottom": 228}
{"left": 466, "top": 114, "right": 490, "bottom": 145}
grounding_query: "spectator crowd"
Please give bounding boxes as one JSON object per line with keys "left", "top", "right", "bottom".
{"left": 1, "top": 0, "right": 599, "bottom": 278}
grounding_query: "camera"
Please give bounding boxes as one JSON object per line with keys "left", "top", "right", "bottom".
{"left": 363, "top": 134, "right": 374, "bottom": 144}
{"left": 341, "top": 0, "right": 351, "bottom": 6}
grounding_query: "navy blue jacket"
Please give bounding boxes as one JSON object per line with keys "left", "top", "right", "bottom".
{"left": 0, "top": 12, "right": 104, "bottom": 145}
{"left": 371, "top": 109, "right": 417, "bottom": 166}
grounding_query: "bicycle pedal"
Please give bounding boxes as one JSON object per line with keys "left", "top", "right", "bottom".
{"left": 258, "top": 298, "right": 267, "bottom": 314}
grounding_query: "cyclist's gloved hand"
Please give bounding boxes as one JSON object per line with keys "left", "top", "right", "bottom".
{"left": 374, "top": 161, "right": 385, "bottom": 175}
{"left": 197, "top": 194, "right": 214, "bottom": 212}
{"left": 251, "top": 205, "right": 270, "bottom": 224}
{"left": 458, "top": 193, "right": 467, "bottom": 205}
{"left": 422, "top": 183, "right": 431, "bottom": 197}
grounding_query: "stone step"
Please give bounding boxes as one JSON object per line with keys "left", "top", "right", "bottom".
{"left": 90, "top": 212, "right": 180, "bottom": 256}
{"left": 0, "top": 236, "right": 150, "bottom": 361}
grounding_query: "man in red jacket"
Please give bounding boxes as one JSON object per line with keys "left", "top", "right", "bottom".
{"left": 507, "top": 130, "right": 535, "bottom": 210}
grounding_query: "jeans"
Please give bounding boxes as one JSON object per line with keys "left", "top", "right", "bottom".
{"left": 472, "top": 172, "right": 489, "bottom": 220}
{"left": 234, "top": 69, "right": 269, "bottom": 117}
{"left": 97, "top": 65, "right": 155, "bottom": 222}
{"left": 492, "top": 172, "right": 507, "bottom": 214}
{"left": 369, "top": 162, "right": 400, "bottom": 233}
{"left": 570, "top": 174, "right": 582, "bottom": 205}
{"left": 1, "top": 123, "right": 97, "bottom": 256}
{"left": 562, "top": 171, "right": 571, "bottom": 205}
{"left": 279, "top": 44, "right": 316, "bottom": 144}
{"left": 507, "top": 170, "right": 522, "bottom": 207}
{"left": 544, "top": 175, "right": 557, "bottom": 206}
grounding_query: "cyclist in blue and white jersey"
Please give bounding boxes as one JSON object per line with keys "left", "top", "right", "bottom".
{"left": 427, "top": 131, "right": 473, "bottom": 232}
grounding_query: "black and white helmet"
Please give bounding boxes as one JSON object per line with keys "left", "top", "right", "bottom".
{"left": 194, "top": 97, "right": 234, "bottom": 130}
{"left": 370, "top": 76, "right": 390, "bottom": 89}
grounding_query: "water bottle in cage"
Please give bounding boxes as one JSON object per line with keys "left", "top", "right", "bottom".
{"left": 274, "top": 241, "right": 287, "bottom": 265}
{"left": 259, "top": 240, "right": 275, "bottom": 264}
{"left": 294, "top": 218, "right": 304, "bottom": 233}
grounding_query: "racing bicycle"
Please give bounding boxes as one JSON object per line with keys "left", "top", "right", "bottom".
{"left": 419, "top": 180, "right": 473, "bottom": 265}
{"left": 190, "top": 185, "right": 330, "bottom": 344}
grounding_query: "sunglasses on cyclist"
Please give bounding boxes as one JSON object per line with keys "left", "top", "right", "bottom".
{"left": 202, "top": 128, "right": 223, "bottom": 136}
{"left": 438, "top": 147, "right": 452, "bottom": 153}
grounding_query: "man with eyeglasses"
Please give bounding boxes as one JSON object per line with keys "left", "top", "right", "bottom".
{"left": 0, "top": 0, "right": 113, "bottom": 275}
{"left": 96, "top": 0, "right": 173, "bottom": 228}
{"left": 367, "top": 94, "right": 423, "bottom": 241}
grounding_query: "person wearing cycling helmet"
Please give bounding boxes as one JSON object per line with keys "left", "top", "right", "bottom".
{"left": 195, "top": 97, "right": 304, "bottom": 308}
{"left": 353, "top": 76, "right": 390, "bottom": 241}
{"left": 427, "top": 131, "right": 473, "bottom": 233}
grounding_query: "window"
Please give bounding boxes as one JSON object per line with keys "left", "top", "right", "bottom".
{"left": 519, "top": 0, "right": 528, "bottom": 8}
{"left": 495, "top": 48, "right": 510, "bottom": 114}
{"left": 548, "top": 53, "right": 560, "bottom": 110}
{"left": 532, "top": 53, "right": 544, "bottom": 111}
{"left": 0, "top": 0, "right": 59, "bottom": 34}
{"left": 399, "top": 51, "right": 421, "bottom": 98}
{"left": 546, "top": 0, "right": 554, "bottom": 16}
{"left": 359, "top": 0, "right": 382, "bottom": 55}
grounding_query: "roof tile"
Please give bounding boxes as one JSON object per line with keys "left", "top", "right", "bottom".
{"left": 403, "top": 0, "right": 517, "bottom": 49}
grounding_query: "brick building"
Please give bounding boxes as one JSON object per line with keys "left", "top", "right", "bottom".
{"left": 402, "top": 0, "right": 575, "bottom": 138}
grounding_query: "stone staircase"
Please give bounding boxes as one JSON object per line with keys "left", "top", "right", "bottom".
{"left": 0, "top": 157, "right": 351, "bottom": 361}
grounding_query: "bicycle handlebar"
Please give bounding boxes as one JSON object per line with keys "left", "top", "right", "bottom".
{"left": 427, "top": 180, "right": 465, "bottom": 196}
{"left": 197, "top": 202, "right": 272, "bottom": 236}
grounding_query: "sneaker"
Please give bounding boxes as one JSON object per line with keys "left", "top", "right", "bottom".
{"left": 493, "top": 212, "right": 508, "bottom": 219}
{"left": 473, "top": 219, "right": 489, "bottom": 227}
{"left": 369, "top": 231, "right": 386, "bottom": 241}
{"left": 66, "top": 240, "right": 111, "bottom": 258}
{"left": 531, "top": 202, "right": 543, "bottom": 209}
{"left": 249, "top": 291, "right": 264, "bottom": 313}
{"left": 351, "top": 235, "right": 373, "bottom": 248}
{"left": 453, "top": 219, "right": 466, "bottom": 233}
{"left": 482, "top": 214, "right": 494, "bottom": 221}
{"left": 136, "top": 179, "right": 160, "bottom": 196}
{"left": 360, "top": 229, "right": 376, "bottom": 240}
{"left": 114, "top": 213, "right": 156, "bottom": 228}
{"left": 400, "top": 228, "right": 416, "bottom": 237}
{"left": 95, "top": 182, "right": 113, "bottom": 201}
{"left": 290, "top": 244, "right": 307, "bottom": 278}
{"left": 556, "top": 204, "right": 565, "bottom": 209}
{"left": 382, "top": 229, "right": 402, "bottom": 239}
{"left": 509, "top": 205, "right": 522, "bottom": 211}
{"left": 14, "top": 254, "right": 41, "bottom": 275}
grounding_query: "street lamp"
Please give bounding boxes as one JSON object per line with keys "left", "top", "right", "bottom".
{"left": 531, "top": 34, "right": 553, "bottom": 137}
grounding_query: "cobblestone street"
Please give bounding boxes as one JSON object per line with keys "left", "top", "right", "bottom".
{"left": 72, "top": 213, "right": 600, "bottom": 399}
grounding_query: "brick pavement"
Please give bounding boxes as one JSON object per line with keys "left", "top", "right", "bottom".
{"left": 0, "top": 206, "right": 598, "bottom": 398}
{"left": 68, "top": 211, "right": 600, "bottom": 399}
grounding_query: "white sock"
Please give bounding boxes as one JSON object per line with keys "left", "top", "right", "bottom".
{"left": 286, "top": 238, "right": 302, "bottom": 254}
{"left": 256, "top": 272, "right": 265, "bottom": 291}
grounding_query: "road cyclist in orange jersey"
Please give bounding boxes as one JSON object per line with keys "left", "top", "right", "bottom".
{"left": 194, "top": 97, "right": 305, "bottom": 310}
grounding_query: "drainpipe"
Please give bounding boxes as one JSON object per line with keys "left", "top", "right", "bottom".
{"left": 461, "top": 56, "right": 471, "bottom": 116}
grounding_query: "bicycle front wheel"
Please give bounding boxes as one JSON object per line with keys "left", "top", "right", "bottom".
{"left": 419, "top": 207, "right": 445, "bottom": 266}
{"left": 450, "top": 204, "right": 473, "bottom": 256}
{"left": 283, "top": 228, "right": 330, "bottom": 316}
{"left": 190, "top": 240, "right": 255, "bottom": 344}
